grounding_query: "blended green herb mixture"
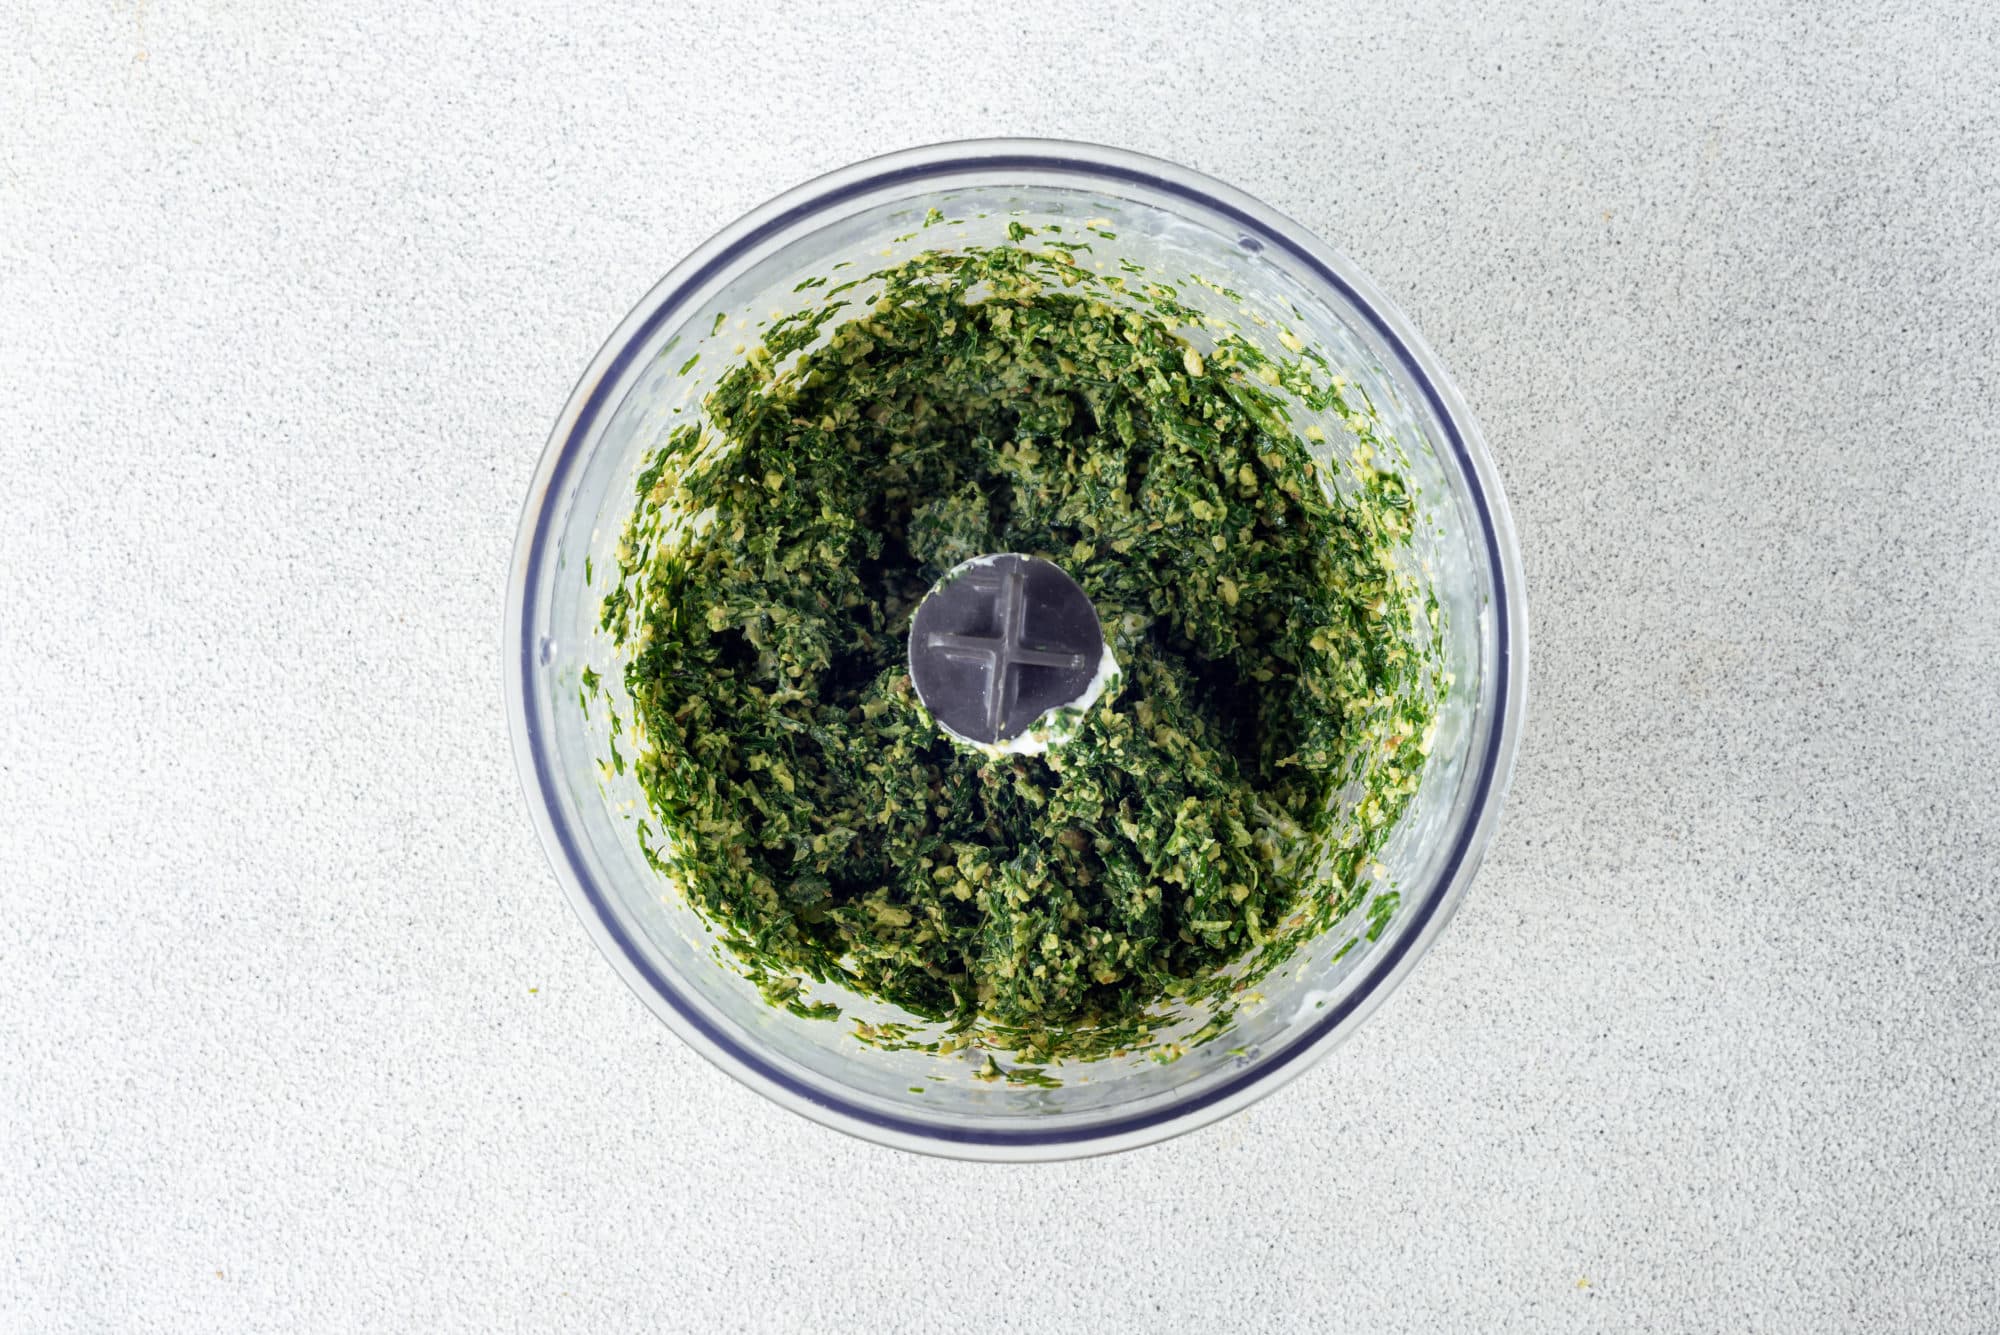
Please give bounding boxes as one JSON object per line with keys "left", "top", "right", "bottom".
{"left": 598, "top": 234, "right": 1439, "bottom": 1065}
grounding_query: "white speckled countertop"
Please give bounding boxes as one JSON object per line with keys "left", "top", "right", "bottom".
{"left": 4, "top": 2, "right": 1997, "bottom": 1330}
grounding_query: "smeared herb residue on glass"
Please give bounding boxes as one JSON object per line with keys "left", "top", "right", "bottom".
{"left": 599, "top": 238, "right": 1440, "bottom": 1065}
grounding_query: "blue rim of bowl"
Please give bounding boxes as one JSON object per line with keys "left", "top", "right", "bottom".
{"left": 514, "top": 145, "right": 1517, "bottom": 1151}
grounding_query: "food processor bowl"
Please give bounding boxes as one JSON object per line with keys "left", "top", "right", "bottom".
{"left": 505, "top": 139, "right": 1527, "bottom": 1160}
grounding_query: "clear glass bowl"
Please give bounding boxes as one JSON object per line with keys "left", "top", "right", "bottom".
{"left": 505, "top": 140, "right": 1527, "bottom": 1160}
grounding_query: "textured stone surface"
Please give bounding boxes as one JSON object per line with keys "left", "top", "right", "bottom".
{"left": 3, "top": 2, "right": 1996, "bottom": 1330}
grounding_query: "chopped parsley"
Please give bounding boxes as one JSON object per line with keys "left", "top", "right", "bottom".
{"left": 598, "top": 241, "right": 1440, "bottom": 1064}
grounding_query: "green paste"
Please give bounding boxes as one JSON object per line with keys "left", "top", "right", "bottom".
{"left": 599, "top": 237, "right": 1440, "bottom": 1065}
